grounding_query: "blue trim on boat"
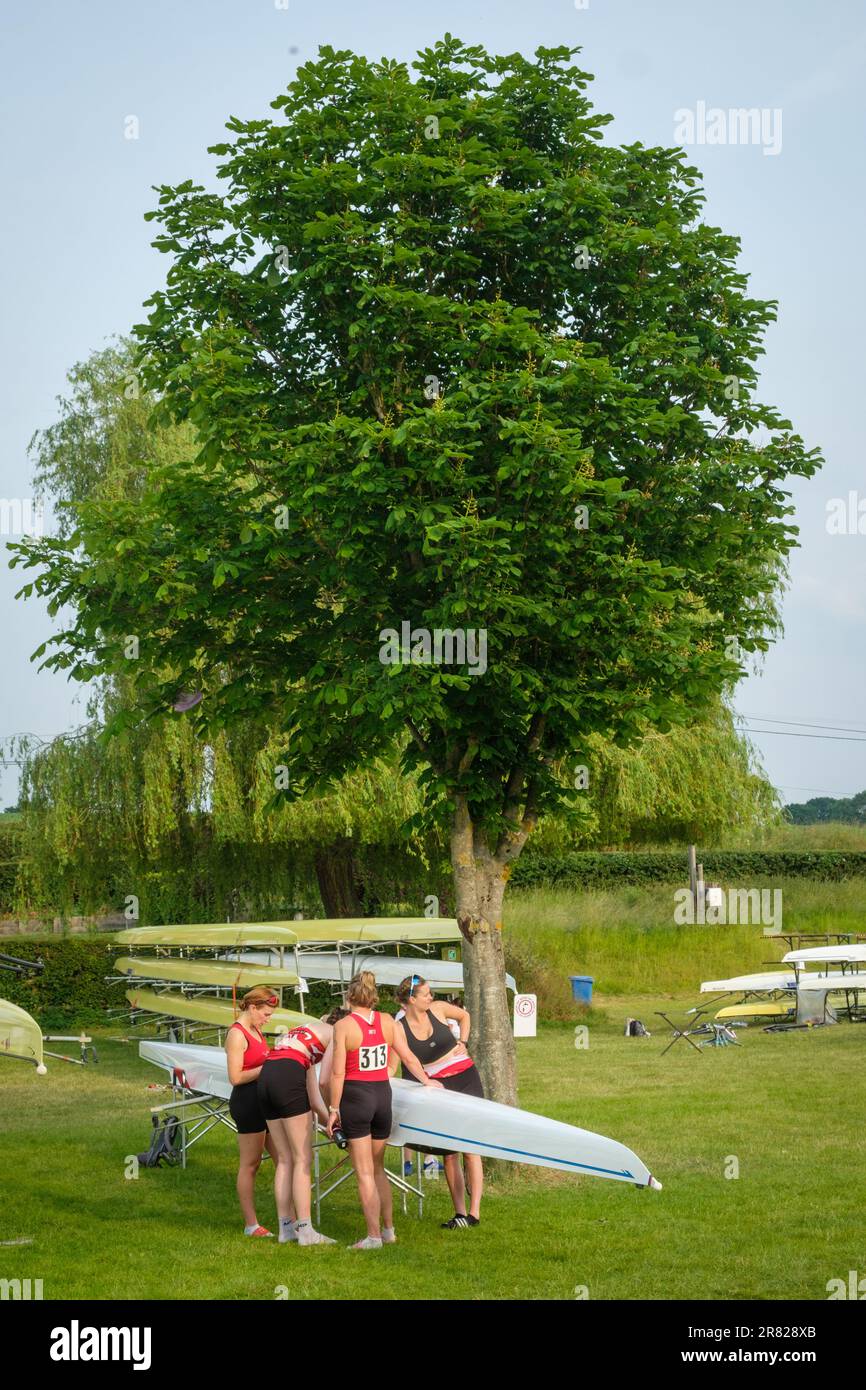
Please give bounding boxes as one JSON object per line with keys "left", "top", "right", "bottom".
{"left": 397, "top": 1122, "right": 636, "bottom": 1180}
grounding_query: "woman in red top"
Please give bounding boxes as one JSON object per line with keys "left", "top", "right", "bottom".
{"left": 225, "top": 987, "right": 279, "bottom": 1238}
{"left": 257, "top": 1015, "right": 335, "bottom": 1245}
{"left": 327, "top": 971, "right": 441, "bottom": 1250}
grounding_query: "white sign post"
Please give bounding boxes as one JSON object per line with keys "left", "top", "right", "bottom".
{"left": 513, "top": 993, "right": 537, "bottom": 1038}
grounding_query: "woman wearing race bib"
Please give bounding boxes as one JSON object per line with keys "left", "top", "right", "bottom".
{"left": 225, "top": 987, "right": 280, "bottom": 1238}
{"left": 257, "top": 1017, "right": 334, "bottom": 1246}
{"left": 396, "top": 975, "right": 485, "bottom": 1229}
{"left": 328, "top": 971, "right": 442, "bottom": 1250}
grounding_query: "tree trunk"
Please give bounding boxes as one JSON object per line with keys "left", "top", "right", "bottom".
{"left": 314, "top": 838, "right": 366, "bottom": 918}
{"left": 450, "top": 800, "right": 517, "bottom": 1106}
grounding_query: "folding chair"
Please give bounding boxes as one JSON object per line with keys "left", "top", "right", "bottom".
{"left": 654, "top": 1008, "right": 714, "bottom": 1056}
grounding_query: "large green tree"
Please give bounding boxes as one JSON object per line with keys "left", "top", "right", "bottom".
{"left": 13, "top": 39, "right": 819, "bottom": 1101}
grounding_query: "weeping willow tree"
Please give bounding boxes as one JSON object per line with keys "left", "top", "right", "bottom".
{"left": 20, "top": 340, "right": 430, "bottom": 917}
{"left": 10, "top": 684, "right": 775, "bottom": 923}
{"left": 11, "top": 705, "right": 436, "bottom": 922}
{"left": 529, "top": 701, "right": 778, "bottom": 854}
{"left": 12, "top": 339, "right": 779, "bottom": 925}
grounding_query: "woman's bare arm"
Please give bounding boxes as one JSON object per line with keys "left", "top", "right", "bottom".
{"left": 432, "top": 1000, "right": 471, "bottom": 1045}
{"left": 305, "top": 1066, "right": 330, "bottom": 1128}
{"left": 225, "top": 1028, "right": 259, "bottom": 1086}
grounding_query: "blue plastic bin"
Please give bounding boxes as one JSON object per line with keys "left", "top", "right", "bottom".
{"left": 569, "top": 974, "right": 594, "bottom": 1005}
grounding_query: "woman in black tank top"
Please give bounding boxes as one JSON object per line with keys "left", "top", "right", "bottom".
{"left": 396, "top": 975, "right": 485, "bottom": 1230}
{"left": 400, "top": 1007, "right": 460, "bottom": 1070}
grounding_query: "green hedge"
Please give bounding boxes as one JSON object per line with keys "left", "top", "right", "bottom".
{"left": 509, "top": 849, "right": 866, "bottom": 890}
{"left": 0, "top": 818, "right": 23, "bottom": 913}
{"left": 0, "top": 938, "right": 125, "bottom": 1029}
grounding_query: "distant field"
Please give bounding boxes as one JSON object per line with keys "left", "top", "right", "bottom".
{"left": 504, "top": 878, "right": 866, "bottom": 1015}
{"left": 662, "top": 821, "right": 866, "bottom": 853}
{"left": 0, "top": 1006, "right": 862, "bottom": 1301}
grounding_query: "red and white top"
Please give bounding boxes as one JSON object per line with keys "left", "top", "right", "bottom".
{"left": 423, "top": 1053, "right": 474, "bottom": 1080}
{"left": 229, "top": 1022, "right": 269, "bottom": 1071}
{"left": 344, "top": 1010, "right": 390, "bottom": 1082}
{"left": 266, "top": 1026, "right": 327, "bottom": 1070}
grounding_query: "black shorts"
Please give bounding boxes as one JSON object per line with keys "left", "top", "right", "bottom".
{"left": 404, "top": 1063, "right": 484, "bottom": 1157}
{"left": 257, "top": 1057, "right": 311, "bottom": 1121}
{"left": 229, "top": 1080, "right": 267, "bottom": 1135}
{"left": 340, "top": 1079, "right": 392, "bottom": 1141}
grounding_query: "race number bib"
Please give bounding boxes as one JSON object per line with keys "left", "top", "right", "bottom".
{"left": 359, "top": 1043, "right": 387, "bottom": 1072}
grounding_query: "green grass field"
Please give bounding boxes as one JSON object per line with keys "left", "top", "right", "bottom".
{"left": 1, "top": 996, "right": 862, "bottom": 1301}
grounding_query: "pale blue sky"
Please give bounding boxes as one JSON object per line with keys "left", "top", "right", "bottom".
{"left": 1, "top": 0, "right": 864, "bottom": 808}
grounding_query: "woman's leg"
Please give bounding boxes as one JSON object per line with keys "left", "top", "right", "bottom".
{"left": 464, "top": 1153, "right": 483, "bottom": 1219}
{"left": 265, "top": 1118, "right": 295, "bottom": 1223}
{"left": 348, "top": 1136, "right": 381, "bottom": 1238}
{"left": 372, "top": 1138, "right": 393, "bottom": 1235}
{"left": 236, "top": 1130, "right": 266, "bottom": 1227}
{"left": 443, "top": 1152, "right": 467, "bottom": 1216}
{"left": 287, "top": 1112, "right": 314, "bottom": 1224}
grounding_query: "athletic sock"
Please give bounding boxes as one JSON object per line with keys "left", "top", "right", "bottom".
{"left": 297, "top": 1225, "right": 336, "bottom": 1246}
{"left": 381, "top": 1226, "right": 396, "bottom": 1244}
{"left": 349, "top": 1235, "right": 383, "bottom": 1250}
{"left": 278, "top": 1218, "right": 298, "bottom": 1244}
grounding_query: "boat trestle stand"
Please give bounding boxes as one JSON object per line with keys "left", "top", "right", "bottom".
{"left": 144, "top": 1082, "right": 427, "bottom": 1217}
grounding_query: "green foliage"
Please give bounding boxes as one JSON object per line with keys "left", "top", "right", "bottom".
{"left": 0, "top": 819, "right": 23, "bottom": 912}
{"left": 510, "top": 848, "right": 866, "bottom": 891}
{"left": 784, "top": 791, "right": 866, "bottom": 825}
{"left": 0, "top": 939, "right": 125, "bottom": 1029}
{"left": 12, "top": 37, "right": 820, "bottom": 855}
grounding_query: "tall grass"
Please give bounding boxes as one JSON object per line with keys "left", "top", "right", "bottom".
{"left": 648, "top": 820, "right": 866, "bottom": 853}
{"left": 503, "top": 878, "right": 866, "bottom": 1016}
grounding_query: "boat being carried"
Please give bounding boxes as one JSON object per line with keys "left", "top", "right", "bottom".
{"left": 139, "top": 1040, "right": 662, "bottom": 1189}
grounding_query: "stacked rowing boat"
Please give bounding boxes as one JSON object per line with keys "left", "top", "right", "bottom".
{"left": 111, "top": 917, "right": 468, "bottom": 1036}
{"left": 699, "top": 943, "right": 866, "bottom": 1026}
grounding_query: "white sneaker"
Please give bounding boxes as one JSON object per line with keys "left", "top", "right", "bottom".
{"left": 297, "top": 1225, "right": 336, "bottom": 1246}
{"left": 349, "top": 1236, "right": 383, "bottom": 1250}
{"left": 423, "top": 1158, "right": 439, "bottom": 1180}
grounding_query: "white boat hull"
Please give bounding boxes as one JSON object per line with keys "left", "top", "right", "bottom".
{"left": 701, "top": 971, "right": 797, "bottom": 994}
{"left": 783, "top": 945, "right": 866, "bottom": 965}
{"left": 797, "top": 971, "right": 866, "bottom": 993}
{"left": 139, "top": 1041, "right": 660, "bottom": 1188}
{"left": 236, "top": 949, "right": 517, "bottom": 995}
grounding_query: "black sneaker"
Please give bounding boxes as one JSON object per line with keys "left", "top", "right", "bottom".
{"left": 466, "top": 1215, "right": 480, "bottom": 1227}
{"left": 441, "top": 1214, "right": 469, "bottom": 1229}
